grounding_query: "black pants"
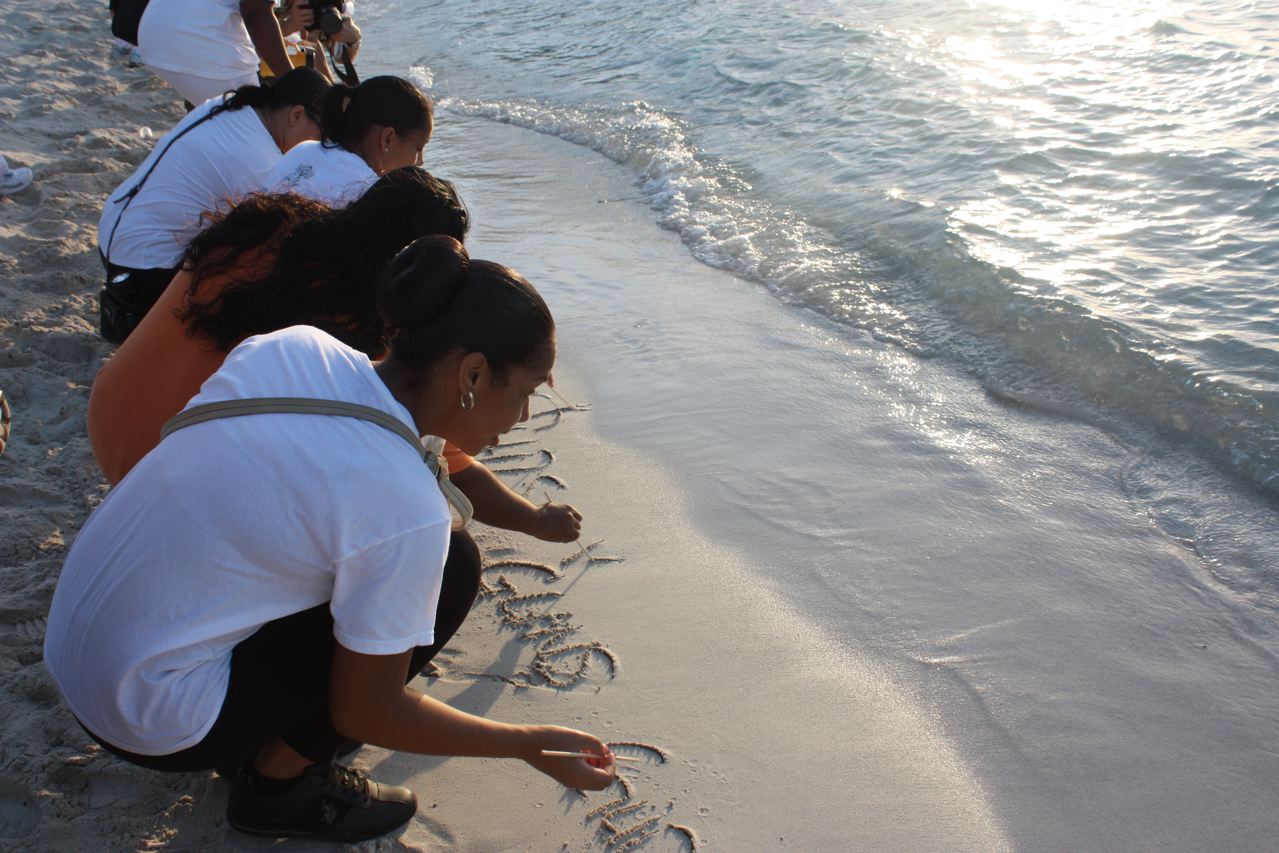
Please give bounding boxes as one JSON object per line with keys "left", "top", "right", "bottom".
{"left": 84, "top": 529, "right": 481, "bottom": 772}
{"left": 98, "top": 254, "right": 179, "bottom": 345}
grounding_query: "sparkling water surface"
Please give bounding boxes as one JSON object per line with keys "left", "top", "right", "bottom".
{"left": 365, "top": 0, "right": 1279, "bottom": 589}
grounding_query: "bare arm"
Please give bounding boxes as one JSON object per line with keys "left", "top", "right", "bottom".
{"left": 450, "top": 462, "right": 583, "bottom": 542}
{"left": 240, "top": 0, "right": 293, "bottom": 78}
{"left": 329, "top": 645, "right": 615, "bottom": 789}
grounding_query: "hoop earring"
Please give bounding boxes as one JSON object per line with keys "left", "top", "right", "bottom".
{"left": 460, "top": 390, "right": 475, "bottom": 411}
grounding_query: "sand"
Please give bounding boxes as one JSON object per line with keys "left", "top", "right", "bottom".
{"left": 0, "top": 1, "right": 1014, "bottom": 850}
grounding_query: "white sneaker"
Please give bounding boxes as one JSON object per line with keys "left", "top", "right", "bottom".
{"left": 0, "top": 156, "right": 32, "bottom": 195}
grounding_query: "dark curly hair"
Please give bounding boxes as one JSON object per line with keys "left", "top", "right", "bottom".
{"left": 179, "top": 166, "right": 468, "bottom": 356}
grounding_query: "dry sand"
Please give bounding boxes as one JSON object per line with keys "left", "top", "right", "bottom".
{"left": 1, "top": 0, "right": 198, "bottom": 847}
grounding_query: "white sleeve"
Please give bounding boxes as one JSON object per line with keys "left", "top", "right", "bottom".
{"left": 329, "top": 520, "right": 451, "bottom": 655}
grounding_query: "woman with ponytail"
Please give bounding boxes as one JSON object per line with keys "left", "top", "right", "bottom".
{"left": 47, "top": 235, "right": 615, "bottom": 843}
{"left": 97, "top": 67, "right": 331, "bottom": 344}
{"left": 264, "top": 75, "right": 433, "bottom": 206}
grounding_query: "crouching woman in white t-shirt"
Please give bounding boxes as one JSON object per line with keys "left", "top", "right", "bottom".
{"left": 97, "top": 67, "right": 330, "bottom": 344}
{"left": 44, "top": 235, "right": 616, "bottom": 843}
{"left": 264, "top": 75, "right": 433, "bottom": 206}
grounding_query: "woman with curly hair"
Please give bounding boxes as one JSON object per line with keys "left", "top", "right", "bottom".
{"left": 90, "top": 166, "right": 467, "bottom": 485}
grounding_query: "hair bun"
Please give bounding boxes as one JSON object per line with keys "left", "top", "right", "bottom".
{"left": 377, "top": 234, "right": 470, "bottom": 328}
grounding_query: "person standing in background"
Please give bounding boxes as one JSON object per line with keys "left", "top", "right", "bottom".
{"left": 137, "top": 0, "right": 313, "bottom": 106}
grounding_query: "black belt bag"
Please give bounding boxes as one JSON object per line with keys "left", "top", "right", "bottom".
{"left": 99, "top": 265, "right": 177, "bottom": 346}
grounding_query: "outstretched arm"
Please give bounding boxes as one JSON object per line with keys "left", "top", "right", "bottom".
{"left": 329, "top": 645, "right": 615, "bottom": 790}
{"left": 450, "top": 462, "right": 583, "bottom": 542}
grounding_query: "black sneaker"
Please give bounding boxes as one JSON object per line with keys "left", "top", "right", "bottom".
{"left": 226, "top": 761, "right": 417, "bottom": 842}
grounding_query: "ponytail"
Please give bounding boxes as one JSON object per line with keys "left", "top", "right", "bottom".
{"left": 378, "top": 235, "right": 469, "bottom": 329}
{"left": 210, "top": 67, "right": 330, "bottom": 121}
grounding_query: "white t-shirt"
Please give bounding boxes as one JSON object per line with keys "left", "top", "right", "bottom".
{"left": 44, "top": 326, "right": 450, "bottom": 756}
{"left": 98, "top": 95, "right": 282, "bottom": 270}
{"left": 264, "top": 140, "right": 378, "bottom": 206}
{"left": 138, "top": 0, "right": 260, "bottom": 81}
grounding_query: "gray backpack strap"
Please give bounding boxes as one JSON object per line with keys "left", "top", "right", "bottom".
{"left": 162, "top": 397, "right": 425, "bottom": 463}
{"left": 161, "top": 397, "right": 473, "bottom": 527}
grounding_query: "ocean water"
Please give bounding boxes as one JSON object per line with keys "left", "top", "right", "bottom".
{"left": 350, "top": 1, "right": 1279, "bottom": 847}
{"left": 363, "top": 0, "right": 1279, "bottom": 605}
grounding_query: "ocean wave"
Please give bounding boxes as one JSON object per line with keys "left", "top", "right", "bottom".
{"left": 437, "top": 93, "right": 912, "bottom": 339}
{"left": 436, "top": 94, "right": 1279, "bottom": 500}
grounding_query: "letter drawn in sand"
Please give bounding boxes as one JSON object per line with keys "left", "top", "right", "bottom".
{"left": 462, "top": 397, "right": 701, "bottom": 849}
{"left": 560, "top": 539, "right": 625, "bottom": 570}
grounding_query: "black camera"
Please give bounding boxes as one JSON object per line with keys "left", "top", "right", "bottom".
{"left": 304, "top": 0, "right": 345, "bottom": 38}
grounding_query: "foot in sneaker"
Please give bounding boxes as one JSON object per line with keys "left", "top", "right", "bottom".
{"left": 226, "top": 761, "right": 416, "bottom": 842}
{"left": 0, "top": 156, "right": 32, "bottom": 196}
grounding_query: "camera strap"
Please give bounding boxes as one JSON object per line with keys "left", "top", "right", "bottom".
{"left": 103, "top": 108, "right": 219, "bottom": 268}
{"left": 338, "top": 55, "right": 359, "bottom": 86}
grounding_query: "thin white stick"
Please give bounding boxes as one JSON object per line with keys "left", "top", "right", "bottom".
{"left": 540, "top": 750, "right": 641, "bottom": 762}
{"left": 546, "top": 384, "right": 578, "bottom": 410}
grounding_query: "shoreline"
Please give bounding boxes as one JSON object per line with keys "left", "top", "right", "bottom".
{"left": 7, "top": 1, "right": 1279, "bottom": 850}
{"left": 434, "top": 102, "right": 1279, "bottom": 851}
{"left": 0, "top": 4, "right": 1007, "bottom": 849}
